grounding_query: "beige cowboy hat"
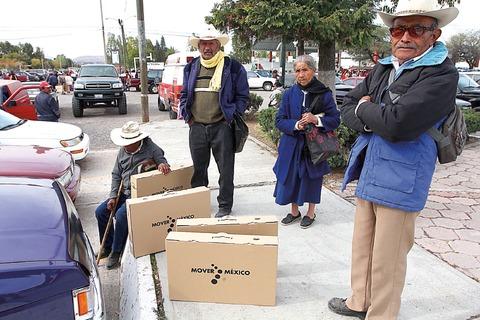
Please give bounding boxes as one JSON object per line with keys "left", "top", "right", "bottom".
{"left": 188, "top": 29, "right": 229, "bottom": 48}
{"left": 378, "top": 0, "right": 459, "bottom": 28}
{"left": 110, "top": 121, "right": 150, "bottom": 146}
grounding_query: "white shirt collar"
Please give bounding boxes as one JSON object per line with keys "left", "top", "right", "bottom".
{"left": 392, "top": 45, "right": 433, "bottom": 71}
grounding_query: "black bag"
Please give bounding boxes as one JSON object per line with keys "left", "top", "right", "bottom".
{"left": 232, "top": 113, "right": 249, "bottom": 153}
{"left": 427, "top": 105, "right": 468, "bottom": 164}
{"left": 304, "top": 95, "right": 340, "bottom": 165}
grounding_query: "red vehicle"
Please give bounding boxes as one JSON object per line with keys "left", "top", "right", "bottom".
{"left": 0, "top": 80, "right": 38, "bottom": 120}
{"left": 2, "top": 72, "right": 28, "bottom": 82}
{"left": 0, "top": 145, "right": 81, "bottom": 201}
{"left": 158, "top": 52, "right": 199, "bottom": 119}
{"left": 343, "top": 77, "right": 365, "bottom": 87}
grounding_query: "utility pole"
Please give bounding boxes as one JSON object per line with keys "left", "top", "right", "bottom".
{"left": 99, "top": 0, "right": 108, "bottom": 63}
{"left": 136, "top": 0, "right": 149, "bottom": 122}
{"left": 118, "top": 19, "right": 128, "bottom": 71}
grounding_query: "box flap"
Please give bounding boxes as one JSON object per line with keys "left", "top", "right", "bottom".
{"left": 176, "top": 216, "right": 278, "bottom": 227}
{"left": 131, "top": 164, "right": 193, "bottom": 181}
{"left": 127, "top": 186, "right": 209, "bottom": 205}
{"left": 166, "top": 231, "right": 278, "bottom": 246}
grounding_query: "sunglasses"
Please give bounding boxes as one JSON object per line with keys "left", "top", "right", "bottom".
{"left": 389, "top": 25, "right": 436, "bottom": 38}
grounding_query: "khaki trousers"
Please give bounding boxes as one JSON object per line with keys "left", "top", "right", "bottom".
{"left": 346, "top": 198, "right": 418, "bottom": 320}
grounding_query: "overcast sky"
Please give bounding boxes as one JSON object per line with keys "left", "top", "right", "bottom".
{"left": 0, "top": 0, "right": 478, "bottom": 59}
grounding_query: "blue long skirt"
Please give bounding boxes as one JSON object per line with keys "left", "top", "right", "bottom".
{"left": 274, "top": 151, "right": 323, "bottom": 206}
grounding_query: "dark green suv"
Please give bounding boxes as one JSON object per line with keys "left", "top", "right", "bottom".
{"left": 72, "top": 64, "right": 126, "bottom": 117}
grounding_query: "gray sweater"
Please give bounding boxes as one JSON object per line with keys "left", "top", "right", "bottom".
{"left": 110, "top": 137, "right": 168, "bottom": 198}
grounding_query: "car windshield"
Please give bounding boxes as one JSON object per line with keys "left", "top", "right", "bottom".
{"left": 256, "top": 70, "right": 271, "bottom": 78}
{"left": 0, "top": 110, "right": 24, "bottom": 130}
{"left": 459, "top": 74, "right": 479, "bottom": 89}
{"left": 79, "top": 66, "right": 118, "bottom": 77}
{"left": 147, "top": 70, "right": 162, "bottom": 78}
{"left": 335, "top": 76, "right": 344, "bottom": 85}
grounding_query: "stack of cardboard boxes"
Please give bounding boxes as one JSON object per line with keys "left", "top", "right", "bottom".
{"left": 126, "top": 165, "right": 279, "bottom": 306}
{"left": 126, "top": 165, "right": 211, "bottom": 257}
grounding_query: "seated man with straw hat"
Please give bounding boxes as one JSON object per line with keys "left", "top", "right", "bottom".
{"left": 95, "top": 121, "right": 171, "bottom": 269}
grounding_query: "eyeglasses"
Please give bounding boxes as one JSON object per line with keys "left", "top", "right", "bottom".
{"left": 389, "top": 25, "right": 436, "bottom": 38}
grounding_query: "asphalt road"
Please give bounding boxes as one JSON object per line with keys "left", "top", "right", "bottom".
{"left": 59, "top": 88, "right": 271, "bottom": 319}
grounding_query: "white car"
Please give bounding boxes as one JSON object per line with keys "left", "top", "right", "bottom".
{"left": 247, "top": 71, "right": 277, "bottom": 91}
{"left": 0, "top": 110, "right": 90, "bottom": 161}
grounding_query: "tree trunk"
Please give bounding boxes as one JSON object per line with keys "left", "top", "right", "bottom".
{"left": 297, "top": 40, "right": 305, "bottom": 56}
{"left": 317, "top": 40, "right": 336, "bottom": 95}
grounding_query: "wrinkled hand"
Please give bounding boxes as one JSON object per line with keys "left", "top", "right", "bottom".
{"left": 158, "top": 163, "right": 171, "bottom": 174}
{"left": 299, "top": 112, "right": 318, "bottom": 127}
{"left": 107, "top": 198, "right": 116, "bottom": 211}
{"left": 360, "top": 96, "right": 371, "bottom": 103}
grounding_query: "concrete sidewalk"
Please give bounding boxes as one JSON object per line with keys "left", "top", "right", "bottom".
{"left": 121, "top": 120, "right": 480, "bottom": 320}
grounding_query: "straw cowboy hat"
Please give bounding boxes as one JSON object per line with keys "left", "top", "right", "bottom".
{"left": 110, "top": 121, "right": 149, "bottom": 146}
{"left": 188, "top": 29, "right": 229, "bottom": 48}
{"left": 378, "top": 0, "right": 459, "bottom": 28}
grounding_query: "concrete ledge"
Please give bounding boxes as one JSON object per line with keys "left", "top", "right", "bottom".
{"left": 119, "top": 241, "right": 158, "bottom": 320}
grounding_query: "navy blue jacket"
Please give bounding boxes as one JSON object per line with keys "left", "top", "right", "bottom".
{"left": 180, "top": 56, "right": 249, "bottom": 123}
{"left": 274, "top": 83, "right": 340, "bottom": 184}
{"left": 34, "top": 91, "right": 60, "bottom": 121}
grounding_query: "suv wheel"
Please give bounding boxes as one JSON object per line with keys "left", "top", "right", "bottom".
{"left": 118, "top": 94, "right": 127, "bottom": 114}
{"left": 263, "top": 82, "right": 273, "bottom": 91}
{"left": 158, "top": 97, "right": 166, "bottom": 111}
{"left": 72, "top": 97, "right": 84, "bottom": 117}
{"left": 149, "top": 84, "right": 158, "bottom": 94}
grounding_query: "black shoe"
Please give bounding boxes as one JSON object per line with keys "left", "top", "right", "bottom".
{"left": 215, "top": 208, "right": 231, "bottom": 218}
{"left": 300, "top": 214, "right": 316, "bottom": 229}
{"left": 95, "top": 247, "right": 111, "bottom": 260}
{"left": 328, "top": 298, "right": 367, "bottom": 319}
{"left": 106, "top": 252, "right": 121, "bottom": 270}
{"left": 281, "top": 212, "right": 301, "bottom": 225}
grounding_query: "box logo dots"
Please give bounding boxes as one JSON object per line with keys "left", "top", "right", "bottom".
{"left": 166, "top": 216, "right": 175, "bottom": 233}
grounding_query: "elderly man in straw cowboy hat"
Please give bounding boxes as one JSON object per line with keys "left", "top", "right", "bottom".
{"left": 180, "top": 29, "right": 249, "bottom": 218}
{"left": 328, "top": 0, "right": 459, "bottom": 319}
{"left": 95, "top": 121, "right": 171, "bottom": 269}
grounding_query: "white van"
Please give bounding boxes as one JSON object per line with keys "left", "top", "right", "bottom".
{"left": 158, "top": 51, "right": 199, "bottom": 119}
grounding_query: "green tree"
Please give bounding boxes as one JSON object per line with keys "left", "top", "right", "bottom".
{"left": 207, "top": 0, "right": 460, "bottom": 89}
{"left": 447, "top": 30, "right": 480, "bottom": 69}
{"left": 126, "top": 36, "right": 139, "bottom": 69}
{"left": 30, "top": 58, "right": 42, "bottom": 68}
{"left": 346, "top": 26, "right": 391, "bottom": 64}
{"left": 230, "top": 33, "right": 251, "bottom": 64}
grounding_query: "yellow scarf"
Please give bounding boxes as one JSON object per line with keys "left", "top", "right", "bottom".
{"left": 200, "top": 51, "right": 225, "bottom": 92}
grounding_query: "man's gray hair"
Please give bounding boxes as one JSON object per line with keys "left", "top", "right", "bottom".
{"left": 294, "top": 55, "right": 317, "bottom": 71}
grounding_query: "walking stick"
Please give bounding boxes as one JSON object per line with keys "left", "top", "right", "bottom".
{"left": 96, "top": 180, "right": 123, "bottom": 265}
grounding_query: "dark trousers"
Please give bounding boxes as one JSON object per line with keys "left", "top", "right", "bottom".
{"left": 189, "top": 121, "right": 235, "bottom": 210}
{"left": 95, "top": 194, "right": 128, "bottom": 253}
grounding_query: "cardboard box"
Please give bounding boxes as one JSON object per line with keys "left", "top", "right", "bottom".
{"left": 166, "top": 231, "right": 278, "bottom": 306}
{"left": 176, "top": 216, "right": 278, "bottom": 236}
{"left": 130, "top": 165, "right": 193, "bottom": 198}
{"left": 126, "top": 186, "right": 211, "bottom": 257}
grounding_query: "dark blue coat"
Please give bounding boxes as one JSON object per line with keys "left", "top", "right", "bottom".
{"left": 274, "top": 83, "right": 340, "bottom": 185}
{"left": 180, "top": 56, "right": 249, "bottom": 123}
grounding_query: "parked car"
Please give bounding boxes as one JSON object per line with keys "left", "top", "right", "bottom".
{"left": 343, "top": 76, "right": 365, "bottom": 87}
{"left": 28, "top": 69, "right": 49, "bottom": 81}
{"left": 247, "top": 71, "right": 276, "bottom": 91}
{"left": 0, "top": 79, "right": 38, "bottom": 120}
{"left": 457, "top": 73, "right": 480, "bottom": 109}
{"left": 2, "top": 71, "right": 28, "bottom": 82}
{"left": 73, "top": 64, "right": 126, "bottom": 117}
{"left": 158, "top": 51, "right": 199, "bottom": 119}
{"left": 23, "top": 81, "right": 59, "bottom": 104}
{"left": 147, "top": 69, "right": 163, "bottom": 94}
{"left": 461, "top": 71, "right": 480, "bottom": 84}
{"left": 0, "top": 110, "right": 90, "bottom": 161}
{"left": 0, "top": 177, "right": 104, "bottom": 320}
{"left": 456, "top": 98, "right": 471, "bottom": 109}
{"left": 0, "top": 145, "right": 81, "bottom": 201}
{"left": 255, "top": 69, "right": 273, "bottom": 78}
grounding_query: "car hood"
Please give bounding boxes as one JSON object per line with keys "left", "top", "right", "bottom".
{"left": 461, "top": 87, "right": 480, "bottom": 94}
{"left": 0, "top": 261, "right": 88, "bottom": 314}
{"left": 76, "top": 76, "right": 120, "bottom": 83}
{"left": 0, "top": 120, "right": 82, "bottom": 148}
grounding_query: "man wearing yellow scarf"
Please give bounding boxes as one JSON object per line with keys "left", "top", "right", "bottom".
{"left": 180, "top": 31, "right": 249, "bottom": 218}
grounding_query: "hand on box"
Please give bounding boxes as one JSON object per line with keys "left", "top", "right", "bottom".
{"left": 158, "top": 163, "right": 171, "bottom": 175}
